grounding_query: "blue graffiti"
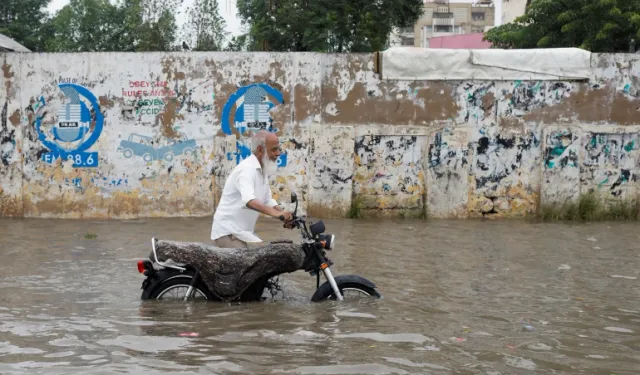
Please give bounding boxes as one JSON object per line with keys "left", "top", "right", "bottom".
{"left": 221, "top": 83, "right": 284, "bottom": 136}
{"left": 36, "top": 83, "right": 104, "bottom": 168}
{"left": 221, "top": 83, "right": 287, "bottom": 168}
{"left": 118, "top": 133, "right": 197, "bottom": 162}
{"left": 91, "top": 177, "right": 129, "bottom": 187}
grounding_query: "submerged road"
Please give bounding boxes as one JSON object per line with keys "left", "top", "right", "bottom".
{"left": 0, "top": 217, "right": 638, "bottom": 374}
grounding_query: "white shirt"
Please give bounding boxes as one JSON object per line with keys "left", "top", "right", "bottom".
{"left": 210, "top": 154, "right": 278, "bottom": 243}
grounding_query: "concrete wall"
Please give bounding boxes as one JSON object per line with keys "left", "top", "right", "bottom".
{"left": 1, "top": 52, "right": 639, "bottom": 219}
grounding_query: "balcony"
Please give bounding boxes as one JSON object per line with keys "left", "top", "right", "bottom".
{"left": 433, "top": 12, "right": 453, "bottom": 18}
{"left": 433, "top": 17, "right": 454, "bottom": 26}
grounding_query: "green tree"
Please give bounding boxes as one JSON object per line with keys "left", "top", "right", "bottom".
{"left": 181, "top": 0, "right": 228, "bottom": 51}
{"left": 0, "top": 0, "right": 51, "bottom": 52}
{"left": 46, "top": 0, "right": 122, "bottom": 52}
{"left": 236, "top": 0, "right": 423, "bottom": 52}
{"left": 483, "top": 0, "right": 640, "bottom": 52}
{"left": 225, "top": 34, "right": 249, "bottom": 51}
{"left": 47, "top": 0, "right": 179, "bottom": 52}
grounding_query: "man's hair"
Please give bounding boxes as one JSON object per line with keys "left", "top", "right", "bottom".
{"left": 251, "top": 130, "right": 271, "bottom": 152}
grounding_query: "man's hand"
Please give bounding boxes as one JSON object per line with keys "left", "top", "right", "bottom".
{"left": 278, "top": 211, "right": 294, "bottom": 222}
{"left": 246, "top": 199, "right": 293, "bottom": 221}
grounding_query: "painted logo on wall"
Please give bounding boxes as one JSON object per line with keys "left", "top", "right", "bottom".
{"left": 36, "top": 83, "right": 104, "bottom": 168}
{"left": 117, "top": 132, "right": 197, "bottom": 162}
{"left": 221, "top": 83, "right": 287, "bottom": 167}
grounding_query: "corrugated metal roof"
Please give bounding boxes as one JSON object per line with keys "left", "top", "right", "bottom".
{"left": 0, "top": 33, "right": 31, "bottom": 52}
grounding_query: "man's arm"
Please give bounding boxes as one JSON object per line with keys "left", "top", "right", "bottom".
{"left": 236, "top": 169, "right": 285, "bottom": 218}
{"left": 246, "top": 199, "right": 281, "bottom": 216}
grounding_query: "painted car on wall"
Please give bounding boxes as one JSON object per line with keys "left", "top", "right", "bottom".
{"left": 117, "top": 133, "right": 197, "bottom": 162}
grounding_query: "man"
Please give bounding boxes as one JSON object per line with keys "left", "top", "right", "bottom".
{"left": 210, "top": 130, "right": 294, "bottom": 248}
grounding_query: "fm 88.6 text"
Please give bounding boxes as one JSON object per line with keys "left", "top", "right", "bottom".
{"left": 42, "top": 151, "right": 99, "bottom": 168}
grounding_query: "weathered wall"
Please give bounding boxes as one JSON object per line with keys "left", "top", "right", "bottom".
{"left": 1, "top": 51, "right": 639, "bottom": 219}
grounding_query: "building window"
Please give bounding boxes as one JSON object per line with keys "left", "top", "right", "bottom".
{"left": 435, "top": 25, "right": 453, "bottom": 33}
{"left": 472, "top": 12, "right": 485, "bottom": 21}
{"left": 401, "top": 37, "right": 414, "bottom": 46}
{"left": 401, "top": 27, "right": 413, "bottom": 34}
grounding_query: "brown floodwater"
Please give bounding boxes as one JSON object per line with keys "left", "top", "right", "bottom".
{"left": 0, "top": 217, "right": 638, "bottom": 375}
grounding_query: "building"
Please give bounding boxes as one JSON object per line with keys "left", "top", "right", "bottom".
{"left": 390, "top": 0, "right": 495, "bottom": 48}
{"left": 428, "top": 33, "right": 492, "bottom": 49}
{"left": 0, "top": 33, "right": 30, "bottom": 52}
{"left": 501, "top": 0, "right": 529, "bottom": 25}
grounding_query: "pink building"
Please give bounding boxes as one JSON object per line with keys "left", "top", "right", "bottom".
{"left": 428, "top": 33, "right": 492, "bottom": 49}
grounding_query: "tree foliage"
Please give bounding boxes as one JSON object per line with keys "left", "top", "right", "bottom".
{"left": 46, "top": 0, "right": 180, "bottom": 52}
{"left": 0, "top": 0, "right": 51, "bottom": 51}
{"left": 182, "top": 0, "right": 228, "bottom": 51}
{"left": 236, "top": 0, "right": 424, "bottom": 52}
{"left": 484, "top": 0, "right": 640, "bottom": 52}
{"left": 46, "top": 0, "right": 121, "bottom": 52}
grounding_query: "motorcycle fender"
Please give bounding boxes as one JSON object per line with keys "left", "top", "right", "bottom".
{"left": 332, "top": 274, "right": 377, "bottom": 289}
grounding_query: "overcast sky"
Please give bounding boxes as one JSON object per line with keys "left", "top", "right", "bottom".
{"left": 46, "top": 0, "right": 502, "bottom": 38}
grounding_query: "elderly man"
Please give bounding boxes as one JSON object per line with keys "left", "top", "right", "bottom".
{"left": 210, "top": 130, "right": 294, "bottom": 248}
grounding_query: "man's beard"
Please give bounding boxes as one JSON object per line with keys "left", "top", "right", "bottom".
{"left": 262, "top": 153, "right": 278, "bottom": 177}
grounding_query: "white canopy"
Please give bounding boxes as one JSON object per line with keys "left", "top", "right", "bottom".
{"left": 379, "top": 47, "right": 592, "bottom": 81}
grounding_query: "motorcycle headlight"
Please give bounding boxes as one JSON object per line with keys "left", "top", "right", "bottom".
{"left": 318, "top": 234, "right": 335, "bottom": 250}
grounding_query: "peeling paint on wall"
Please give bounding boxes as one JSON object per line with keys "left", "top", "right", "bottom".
{"left": 354, "top": 133, "right": 427, "bottom": 215}
{"left": 1, "top": 51, "right": 640, "bottom": 219}
{"left": 469, "top": 127, "right": 542, "bottom": 217}
{"left": 1, "top": 55, "right": 23, "bottom": 217}
{"left": 581, "top": 130, "right": 640, "bottom": 199}
{"left": 308, "top": 125, "right": 354, "bottom": 218}
{"left": 427, "top": 128, "right": 470, "bottom": 218}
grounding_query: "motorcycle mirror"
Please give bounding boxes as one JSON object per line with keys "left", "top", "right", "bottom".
{"left": 291, "top": 192, "right": 297, "bottom": 203}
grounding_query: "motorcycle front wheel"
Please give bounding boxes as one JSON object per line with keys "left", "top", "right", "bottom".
{"left": 311, "top": 275, "right": 382, "bottom": 302}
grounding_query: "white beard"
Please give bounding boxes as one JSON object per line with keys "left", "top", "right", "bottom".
{"left": 262, "top": 154, "right": 278, "bottom": 177}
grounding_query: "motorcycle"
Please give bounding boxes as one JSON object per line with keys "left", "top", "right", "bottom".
{"left": 136, "top": 192, "right": 382, "bottom": 303}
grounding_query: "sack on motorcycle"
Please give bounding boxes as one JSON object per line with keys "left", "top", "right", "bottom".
{"left": 152, "top": 239, "right": 306, "bottom": 301}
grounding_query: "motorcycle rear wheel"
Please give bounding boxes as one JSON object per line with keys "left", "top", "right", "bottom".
{"left": 148, "top": 276, "right": 218, "bottom": 301}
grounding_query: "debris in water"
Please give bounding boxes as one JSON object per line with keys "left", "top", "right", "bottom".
{"left": 603, "top": 327, "right": 634, "bottom": 333}
{"left": 586, "top": 354, "right": 608, "bottom": 359}
{"left": 558, "top": 264, "right": 571, "bottom": 270}
{"left": 609, "top": 275, "right": 637, "bottom": 280}
{"left": 587, "top": 237, "right": 597, "bottom": 242}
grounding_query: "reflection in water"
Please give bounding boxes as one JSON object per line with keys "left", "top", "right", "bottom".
{"left": 0, "top": 217, "right": 639, "bottom": 374}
